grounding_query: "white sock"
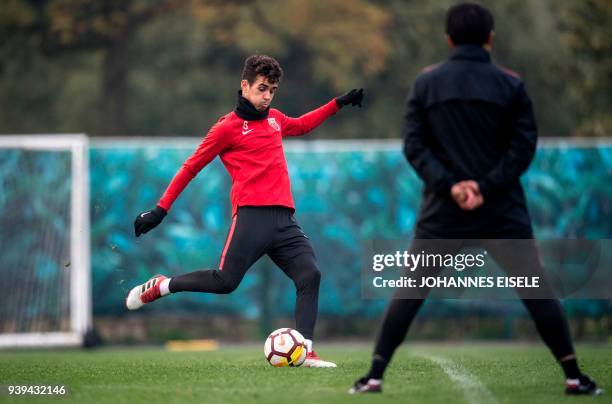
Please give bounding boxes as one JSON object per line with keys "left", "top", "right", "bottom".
{"left": 159, "top": 278, "right": 171, "bottom": 296}
{"left": 566, "top": 378, "right": 580, "bottom": 386}
{"left": 304, "top": 339, "right": 313, "bottom": 353}
{"left": 368, "top": 379, "right": 381, "bottom": 385}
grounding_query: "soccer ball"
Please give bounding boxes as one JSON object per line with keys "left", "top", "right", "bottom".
{"left": 264, "top": 328, "right": 307, "bottom": 367}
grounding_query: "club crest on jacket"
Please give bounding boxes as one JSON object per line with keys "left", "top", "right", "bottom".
{"left": 268, "top": 118, "right": 280, "bottom": 131}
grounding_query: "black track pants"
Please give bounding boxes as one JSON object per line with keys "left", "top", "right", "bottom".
{"left": 169, "top": 206, "right": 321, "bottom": 340}
{"left": 372, "top": 239, "right": 575, "bottom": 375}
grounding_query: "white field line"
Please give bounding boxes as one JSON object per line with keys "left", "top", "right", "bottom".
{"left": 415, "top": 353, "right": 498, "bottom": 404}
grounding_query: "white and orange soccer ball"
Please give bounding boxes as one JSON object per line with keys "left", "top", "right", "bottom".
{"left": 264, "top": 328, "right": 307, "bottom": 367}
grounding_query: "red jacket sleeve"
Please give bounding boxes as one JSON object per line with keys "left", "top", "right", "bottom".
{"left": 280, "top": 99, "right": 340, "bottom": 137}
{"left": 158, "top": 120, "right": 231, "bottom": 211}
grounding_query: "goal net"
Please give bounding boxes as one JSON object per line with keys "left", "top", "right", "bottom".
{"left": 0, "top": 135, "right": 91, "bottom": 348}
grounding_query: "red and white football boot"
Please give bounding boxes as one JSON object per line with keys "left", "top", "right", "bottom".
{"left": 125, "top": 275, "right": 168, "bottom": 310}
{"left": 303, "top": 350, "right": 337, "bottom": 368}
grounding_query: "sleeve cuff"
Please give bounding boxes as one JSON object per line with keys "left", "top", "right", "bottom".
{"left": 157, "top": 202, "right": 170, "bottom": 212}
{"left": 330, "top": 99, "right": 341, "bottom": 113}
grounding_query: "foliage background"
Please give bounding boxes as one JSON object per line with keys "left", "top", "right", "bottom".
{"left": 87, "top": 141, "right": 612, "bottom": 336}
{"left": 1, "top": 0, "right": 610, "bottom": 138}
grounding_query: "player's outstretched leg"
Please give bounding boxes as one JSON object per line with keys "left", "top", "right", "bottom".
{"left": 126, "top": 207, "right": 270, "bottom": 310}
{"left": 350, "top": 239, "right": 451, "bottom": 393}
{"left": 126, "top": 274, "right": 170, "bottom": 310}
{"left": 348, "top": 297, "right": 426, "bottom": 394}
{"left": 487, "top": 240, "right": 603, "bottom": 396}
{"left": 521, "top": 298, "right": 603, "bottom": 395}
{"left": 524, "top": 299, "right": 604, "bottom": 396}
{"left": 124, "top": 267, "right": 248, "bottom": 310}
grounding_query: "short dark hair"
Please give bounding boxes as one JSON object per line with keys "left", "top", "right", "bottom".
{"left": 446, "top": 3, "right": 494, "bottom": 45}
{"left": 241, "top": 54, "right": 283, "bottom": 85}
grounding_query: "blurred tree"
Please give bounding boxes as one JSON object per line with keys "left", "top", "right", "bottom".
{"left": 33, "top": 0, "right": 186, "bottom": 134}
{"left": 0, "top": 0, "right": 609, "bottom": 137}
{"left": 192, "top": 0, "right": 389, "bottom": 90}
{"left": 365, "top": 0, "right": 578, "bottom": 139}
{"left": 189, "top": 0, "right": 390, "bottom": 135}
{"left": 0, "top": 0, "right": 389, "bottom": 135}
{"left": 556, "top": 0, "right": 612, "bottom": 137}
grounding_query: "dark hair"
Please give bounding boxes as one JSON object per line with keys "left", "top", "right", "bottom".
{"left": 446, "top": 3, "right": 494, "bottom": 45}
{"left": 241, "top": 54, "right": 283, "bottom": 85}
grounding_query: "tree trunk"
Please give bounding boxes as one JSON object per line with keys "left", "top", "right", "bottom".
{"left": 101, "top": 40, "right": 129, "bottom": 135}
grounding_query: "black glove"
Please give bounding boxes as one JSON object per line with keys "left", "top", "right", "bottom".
{"left": 134, "top": 206, "right": 167, "bottom": 237}
{"left": 335, "top": 88, "right": 364, "bottom": 108}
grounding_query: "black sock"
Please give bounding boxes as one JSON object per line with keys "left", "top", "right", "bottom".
{"left": 365, "top": 354, "right": 389, "bottom": 380}
{"left": 560, "top": 357, "right": 581, "bottom": 379}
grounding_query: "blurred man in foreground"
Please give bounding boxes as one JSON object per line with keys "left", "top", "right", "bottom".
{"left": 350, "top": 3, "right": 601, "bottom": 395}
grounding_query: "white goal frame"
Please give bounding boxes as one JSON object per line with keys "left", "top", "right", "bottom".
{"left": 0, "top": 134, "right": 91, "bottom": 348}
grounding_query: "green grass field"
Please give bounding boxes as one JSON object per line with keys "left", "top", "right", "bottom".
{"left": 1, "top": 343, "right": 610, "bottom": 403}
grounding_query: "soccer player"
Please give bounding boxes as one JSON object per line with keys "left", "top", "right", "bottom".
{"left": 126, "top": 54, "right": 364, "bottom": 368}
{"left": 350, "top": 3, "right": 602, "bottom": 395}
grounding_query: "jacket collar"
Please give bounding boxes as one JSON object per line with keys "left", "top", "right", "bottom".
{"left": 234, "top": 90, "right": 270, "bottom": 121}
{"left": 450, "top": 44, "right": 491, "bottom": 63}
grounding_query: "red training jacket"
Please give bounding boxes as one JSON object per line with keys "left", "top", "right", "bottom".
{"left": 158, "top": 99, "right": 340, "bottom": 215}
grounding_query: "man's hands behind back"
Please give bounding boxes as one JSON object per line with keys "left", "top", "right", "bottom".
{"left": 451, "top": 180, "right": 484, "bottom": 211}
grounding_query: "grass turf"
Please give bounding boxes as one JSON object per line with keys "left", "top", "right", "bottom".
{"left": 0, "top": 343, "right": 610, "bottom": 403}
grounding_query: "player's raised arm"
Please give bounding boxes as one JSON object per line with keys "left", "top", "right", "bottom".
{"left": 133, "top": 121, "right": 230, "bottom": 237}
{"left": 281, "top": 88, "right": 364, "bottom": 137}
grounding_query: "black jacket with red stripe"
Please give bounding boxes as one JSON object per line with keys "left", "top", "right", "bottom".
{"left": 403, "top": 44, "right": 537, "bottom": 238}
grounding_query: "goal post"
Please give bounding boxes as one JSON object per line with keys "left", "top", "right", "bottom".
{"left": 0, "top": 134, "right": 91, "bottom": 348}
